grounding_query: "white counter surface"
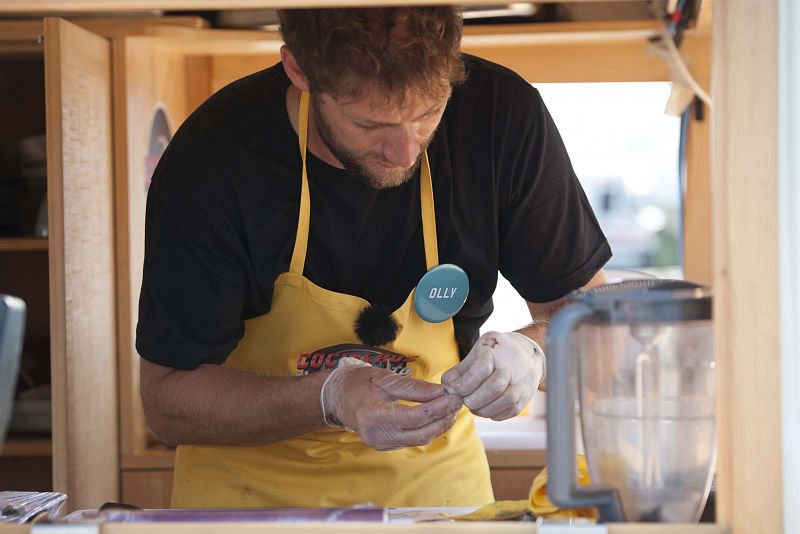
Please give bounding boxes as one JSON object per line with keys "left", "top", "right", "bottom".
{"left": 474, "top": 414, "right": 547, "bottom": 451}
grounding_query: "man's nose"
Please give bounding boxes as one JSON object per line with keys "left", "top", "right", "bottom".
{"left": 382, "top": 127, "right": 420, "bottom": 168}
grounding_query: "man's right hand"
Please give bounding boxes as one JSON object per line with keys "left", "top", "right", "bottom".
{"left": 321, "top": 365, "right": 463, "bottom": 451}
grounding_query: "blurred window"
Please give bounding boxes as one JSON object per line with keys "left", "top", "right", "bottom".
{"left": 483, "top": 82, "right": 682, "bottom": 334}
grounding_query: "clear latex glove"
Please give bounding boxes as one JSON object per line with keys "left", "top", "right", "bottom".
{"left": 442, "top": 331, "right": 545, "bottom": 421}
{"left": 320, "top": 359, "right": 463, "bottom": 451}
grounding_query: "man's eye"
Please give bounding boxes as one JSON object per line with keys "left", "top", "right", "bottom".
{"left": 357, "top": 123, "right": 381, "bottom": 131}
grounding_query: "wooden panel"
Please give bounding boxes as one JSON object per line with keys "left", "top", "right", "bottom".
{"left": 485, "top": 449, "right": 546, "bottom": 469}
{"left": 121, "top": 469, "right": 174, "bottom": 509}
{"left": 683, "top": 108, "right": 713, "bottom": 285}
{"left": 116, "top": 449, "right": 546, "bottom": 505}
{"left": 122, "top": 445, "right": 175, "bottom": 469}
{"left": 489, "top": 468, "right": 542, "bottom": 501}
{"left": 0, "top": 238, "right": 48, "bottom": 252}
{"left": 465, "top": 40, "right": 666, "bottom": 83}
{"left": 185, "top": 55, "right": 213, "bottom": 112}
{"left": 712, "top": 1, "right": 783, "bottom": 533}
{"left": 0, "top": 17, "right": 207, "bottom": 43}
{"left": 120, "top": 467, "right": 539, "bottom": 509}
{"left": 680, "top": 9, "right": 713, "bottom": 286}
{"left": 205, "top": 21, "right": 713, "bottom": 87}
{"left": 44, "top": 17, "right": 118, "bottom": 510}
{"left": 162, "top": 24, "right": 714, "bottom": 90}
{"left": 463, "top": 19, "right": 659, "bottom": 36}
{"left": 208, "top": 53, "right": 280, "bottom": 93}
{"left": 129, "top": 467, "right": 540, "bottom": 510}
{"left": 113, "top": 35, "right": 192, "bottom": 458}
{"left": 1, "top": 437, "right": 52, "bottom": 457}
{"left": 113, "top": 34, "right": 286, "bottom": 458}
{"left": 485, "top": 450, "right": 546, "bottom": 500}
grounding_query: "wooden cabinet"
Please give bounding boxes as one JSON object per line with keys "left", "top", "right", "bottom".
{"left": 1, "top": 16, "right": 141, "bottom": 508}
{"left": 0, "top": 29, "right": 50, "bottom": 491}
{"left": 0, "top": 15, "right": 280, "bottom": 511}
{"left": 111, "top": 29, "right": 282, "bottom": 470}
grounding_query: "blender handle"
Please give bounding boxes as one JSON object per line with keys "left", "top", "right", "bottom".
{"left": 546, "top": 302, "right": 626, "bottom": 523}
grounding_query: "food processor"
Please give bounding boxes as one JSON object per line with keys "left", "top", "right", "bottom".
{"left": 546, "top": 280, "right": 715, "bottom": 522}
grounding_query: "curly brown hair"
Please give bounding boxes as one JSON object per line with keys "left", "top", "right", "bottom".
{"left": 277, "top": 7, "right": 465, "bottom": 104}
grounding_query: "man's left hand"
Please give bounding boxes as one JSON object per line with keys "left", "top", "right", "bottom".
{"left": 442, "top": 331, "right": 545, "bottom": 421}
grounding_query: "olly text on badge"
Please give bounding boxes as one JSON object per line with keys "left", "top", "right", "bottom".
{"left": 428, "top": 287, "right": 458, "bottom": 299}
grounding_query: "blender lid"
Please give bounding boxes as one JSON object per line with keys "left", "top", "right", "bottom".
{"left": 569, "top": 279, "right": 712, "bottom": 323}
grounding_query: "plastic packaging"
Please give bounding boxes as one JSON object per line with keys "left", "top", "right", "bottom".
{"left": 0, "top": 491, "right": 67, "bottom": 523}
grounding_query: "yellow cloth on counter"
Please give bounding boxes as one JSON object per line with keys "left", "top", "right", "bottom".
{"left": 454, "top": 455, "right": 599, "bottom": 521}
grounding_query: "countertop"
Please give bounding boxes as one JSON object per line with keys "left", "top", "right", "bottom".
{"left": 0, "top": 522, "right": 727, "bottom": 533}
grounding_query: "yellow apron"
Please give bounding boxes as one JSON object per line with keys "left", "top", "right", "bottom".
{"left": 171, "top": 91, "right": 494, "bottom": 508}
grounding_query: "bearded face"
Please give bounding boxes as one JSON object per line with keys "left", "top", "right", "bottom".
{"left": 309, "top": 89, "right": 449, "bottom": 189}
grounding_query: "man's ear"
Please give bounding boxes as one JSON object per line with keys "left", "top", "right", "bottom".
{"left": 281, "top": 45, "right": 311, "bottom": 92}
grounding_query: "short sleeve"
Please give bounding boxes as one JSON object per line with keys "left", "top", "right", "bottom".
{"left": 497, "top": 87, "right": 612, "bottom": 303}
{"left": 136, "top": 148, "right": 253, "bottom": 370}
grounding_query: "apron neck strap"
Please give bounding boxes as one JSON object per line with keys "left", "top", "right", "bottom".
{"left": 290, "top": 90, "right": 440, "bottom": 275}
{"left": 289, "top": 91, "right": 313, "bottom": 275}
{"left": 419, "top": 151, "right": 439, "bottom": 269}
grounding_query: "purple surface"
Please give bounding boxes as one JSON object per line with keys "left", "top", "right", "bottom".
{"left": 71, "top": 508, "right": 388, "bottom": 523}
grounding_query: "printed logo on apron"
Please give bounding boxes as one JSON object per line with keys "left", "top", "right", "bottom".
{"left": 295, "top": 344, "right": 418, "bottom": 376}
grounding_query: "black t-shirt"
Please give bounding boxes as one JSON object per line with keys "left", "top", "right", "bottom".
{"left": 136, "top": 55, "right": 612, "bottom": 370}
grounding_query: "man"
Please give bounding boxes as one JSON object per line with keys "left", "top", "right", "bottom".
{"left": 137, "top": 7, "right": 610, "bottom": 509}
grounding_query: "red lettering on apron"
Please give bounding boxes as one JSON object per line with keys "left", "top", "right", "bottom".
{"left": 310, "top": 353, "right": 324, "bottom": 369}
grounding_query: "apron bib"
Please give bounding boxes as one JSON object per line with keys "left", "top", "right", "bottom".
{"left": 171, "top": 91, "right": 494, "bottom": 508}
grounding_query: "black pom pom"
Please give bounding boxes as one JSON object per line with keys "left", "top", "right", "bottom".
{"left": 354, "top": 303, "right": 399, "bottom": 347}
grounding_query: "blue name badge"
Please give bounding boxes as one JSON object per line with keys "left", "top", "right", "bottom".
{"left": 413, "top": 264, "right": 470, "bottom": 323}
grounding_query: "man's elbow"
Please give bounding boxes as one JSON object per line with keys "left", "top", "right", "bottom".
{"left": 141, "top": 400, "right": 181, "bottom": 447}
{"left": 139, "top": 358, "right": 183, "bottom": 447}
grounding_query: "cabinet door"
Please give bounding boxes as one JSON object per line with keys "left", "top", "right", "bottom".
{"left": 44, "top": 17, "right": 118, "bottom": 511}
{"left": 113, "top": 31, "right": 281, "bottom": 461}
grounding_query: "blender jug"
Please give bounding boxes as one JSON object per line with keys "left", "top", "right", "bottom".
{"left": 546, "top": 280, "right": 715, "bottom": 522}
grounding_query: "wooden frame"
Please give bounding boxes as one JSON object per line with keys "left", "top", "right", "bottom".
{"left": 712, "top": 1, "right": 788, "bottom": 532}
{"left": 44, "top": 17, "right": 118, "bottom": 510}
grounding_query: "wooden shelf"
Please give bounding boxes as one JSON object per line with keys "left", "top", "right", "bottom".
{"left": 0, "top": 237, "right": 48, "bottom": 251}
{"left": 1, "top": 436, "right": 52, "bottom": 457}
{"left": 122, "top": 445, "right": 176, "bottom": 470}
{"left": 485, "top": 449, "right": 546, "bottom": 468}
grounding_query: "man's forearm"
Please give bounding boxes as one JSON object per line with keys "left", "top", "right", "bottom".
{"left": 518, "top": 269, "right": 608, "bottom": 391}
{"left": 140, "top": 359, "right": 329, "bottom": 447}
{"left": 515, "top": 322, "right": 547, "bottom": 351}
{"left": 515, "top": 322, "right": 549, "bottom": 390}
